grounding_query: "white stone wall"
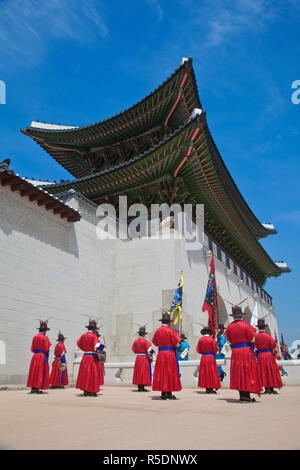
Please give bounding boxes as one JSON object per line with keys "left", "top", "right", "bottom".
{"left": 0, "top": 184, "right": 117, "bottom": 385}
{"left": 0, "top": 184, "right": 280, "bottom": 386}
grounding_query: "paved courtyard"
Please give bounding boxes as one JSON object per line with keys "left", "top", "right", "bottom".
{"left": 0, "top": 385, "right": 299, "bottom": 450}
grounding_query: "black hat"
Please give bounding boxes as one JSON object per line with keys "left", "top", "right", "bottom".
{"left": 57, "top": 331, "right": 66, "bottom": 342}
{"left": 159, "top": 312, "right": 173, "bottom": 323}
{"left": 230, "top": 305, "right": 245, "bottom": 317}
{"left": 85, "top": 319, "right": 99, "bottom": 330}
{"left": 180, "top": 333, "right": 187, "bottom": 340}
{"left": 138, "top": 326, "right": 148, "bottom": 336}
{"left": 257, "top": 319, "right": 266, "bottom": 329}
{"left": 37, "top": 320, "right": 50, "bottom": 331}
{"left": 201, "top": 327, "right": 213, "bottom": 336}
{"left": 218, "top": 324, "right": 225, "bottom": 330}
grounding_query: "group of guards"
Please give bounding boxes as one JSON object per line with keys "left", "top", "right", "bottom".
{"left": 27, "top": 305, "right": 283, "bottom": 402}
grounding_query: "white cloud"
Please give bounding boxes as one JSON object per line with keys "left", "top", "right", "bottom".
{"left": 179, "top": 0, "right": 283, "bottom": 49}
{"left": 0, "top": 0, "right": 108, "bottom": 66}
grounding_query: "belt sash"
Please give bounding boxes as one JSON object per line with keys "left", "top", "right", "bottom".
{"left": 257, "top": 348, "right": 272, "bottom": 354}
{"left": 202, "top": 352, "right": 215, "bottom": 356}
{"left": 230, "top": 342, "right": 257, "bottom": 361}
{"left": 158, "top": 346, "right": 180, "bottom": 376}
{"left": 230, "top": 342, "right": 251, "bottom": 349}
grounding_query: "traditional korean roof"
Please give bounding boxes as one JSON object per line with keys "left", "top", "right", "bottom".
{"left": 21, "top": 58, "right": 200, "bottom": 179}
{"left": 0, "top": 159, "right": 81, "bottom": 223}
{"left": 20, "top": 58, "right": 290, "bottom": 284}
{"left": 39, "top": 115, "right": 290, "bottom": 284}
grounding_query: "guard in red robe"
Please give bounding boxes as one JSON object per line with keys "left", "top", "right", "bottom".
{"left": 255, "top": 319, "right": 282, "bottom": 394}
{"left": 196, "top": 327, "right": 221, "bottom": 393}
{"left": 152, "top": 312, "right": 181, "bottom": 400}
{"left": 27, "top": 320, "right": 51, "bottom": 394}
{"left": 76, "top": 320, "right": 101, "bottom": 397}
{"left": 50, "top": 331, "right": 69, "bottom": 388}
{"left": 132, "top": 326, "right": 154, "bottom": 391}
{"left": 225, "top": 306, "right": 262, "bottom": 402}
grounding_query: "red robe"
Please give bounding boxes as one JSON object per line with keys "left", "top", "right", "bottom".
{"left": 255, "top": 331, "right": 283, "bottom": 388}
{"left": 76, "top": 331, "right": 101, "bottom": 393}
{"left": 50, "top": 342, "right": 69, "bottom": 386}
{"left": 225, "top": 320, "right": 262, "bottom": 393}
{"left": 152, "top": 325, "right": 181, "bottom": 392}
{"left": 27, "top": 333, "right": 51, "bottom": 389}
{"left": 196, "top": 335, "right": 221, "bottom": 389}
{"left": 132, "top": 337, "right": 153, "bottom": 386}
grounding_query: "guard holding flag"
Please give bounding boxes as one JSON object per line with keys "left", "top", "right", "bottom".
{"left": 216, "top": 324, "right": 226, "bottom": 382}
{"left": 27, "top": 320, "right": 51, "bottom": 394}
{"left": 176, "top": 334, "right": 190, "bottom": 361}
{"left": 225, "top": 306, "right": 262, "bottom": 402}
{"left": 132, "top": 326, "right": 154, "bottom": 391}
{"left": 255, "top": 319, "right": 282, "bottom": 394}
{"left": 152, "top": 312, "right": 182, "bottom": 400}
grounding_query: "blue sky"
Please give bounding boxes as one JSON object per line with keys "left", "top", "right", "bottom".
{"left": 0, "top": 0, "right": 299, "bottom": 344}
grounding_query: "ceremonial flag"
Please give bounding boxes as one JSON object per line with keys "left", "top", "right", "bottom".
{"left": 280, "top": 333, "right": 288, "bottom": 359}
{"left": 169, "top": 271, "right": 184, "bottom": 328}
{"left": 274, "top": 331, "right": 280, "bottom": 358}
{"left": 275, "top": 331, "right": 288, "bottom": 376}
{"left": 250, "top": 301, "right": 259, "bottom": 327}
{"left": 275, "top": 330, "right": 279, "bottom": 346}
{"left": 202, "top": 253, "right": 218, "bottom": 335}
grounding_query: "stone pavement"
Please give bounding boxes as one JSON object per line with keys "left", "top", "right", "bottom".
{"left": 0, "top": 386, "right": 299, "bottom": 450}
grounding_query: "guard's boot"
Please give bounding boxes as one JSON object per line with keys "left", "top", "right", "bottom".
{"left": 166, "top": 392, "right": 176, "bottom": 399}
{"left": 160, "top": 392, "right": 168, "bottom": 400}
{"left": 239, "top": 391, "right": 256, "bottom": 402}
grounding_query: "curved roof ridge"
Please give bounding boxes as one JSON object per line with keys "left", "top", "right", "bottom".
{"left": 41, "top": 115, "right": 200, "bottom": 190}
{"left": 22, "top": 57, "right": 200, "bottom": 135}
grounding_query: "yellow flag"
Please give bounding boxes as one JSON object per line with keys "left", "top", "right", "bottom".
{"left": 169, "top": 271, "right": 184, "bottom": 328}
